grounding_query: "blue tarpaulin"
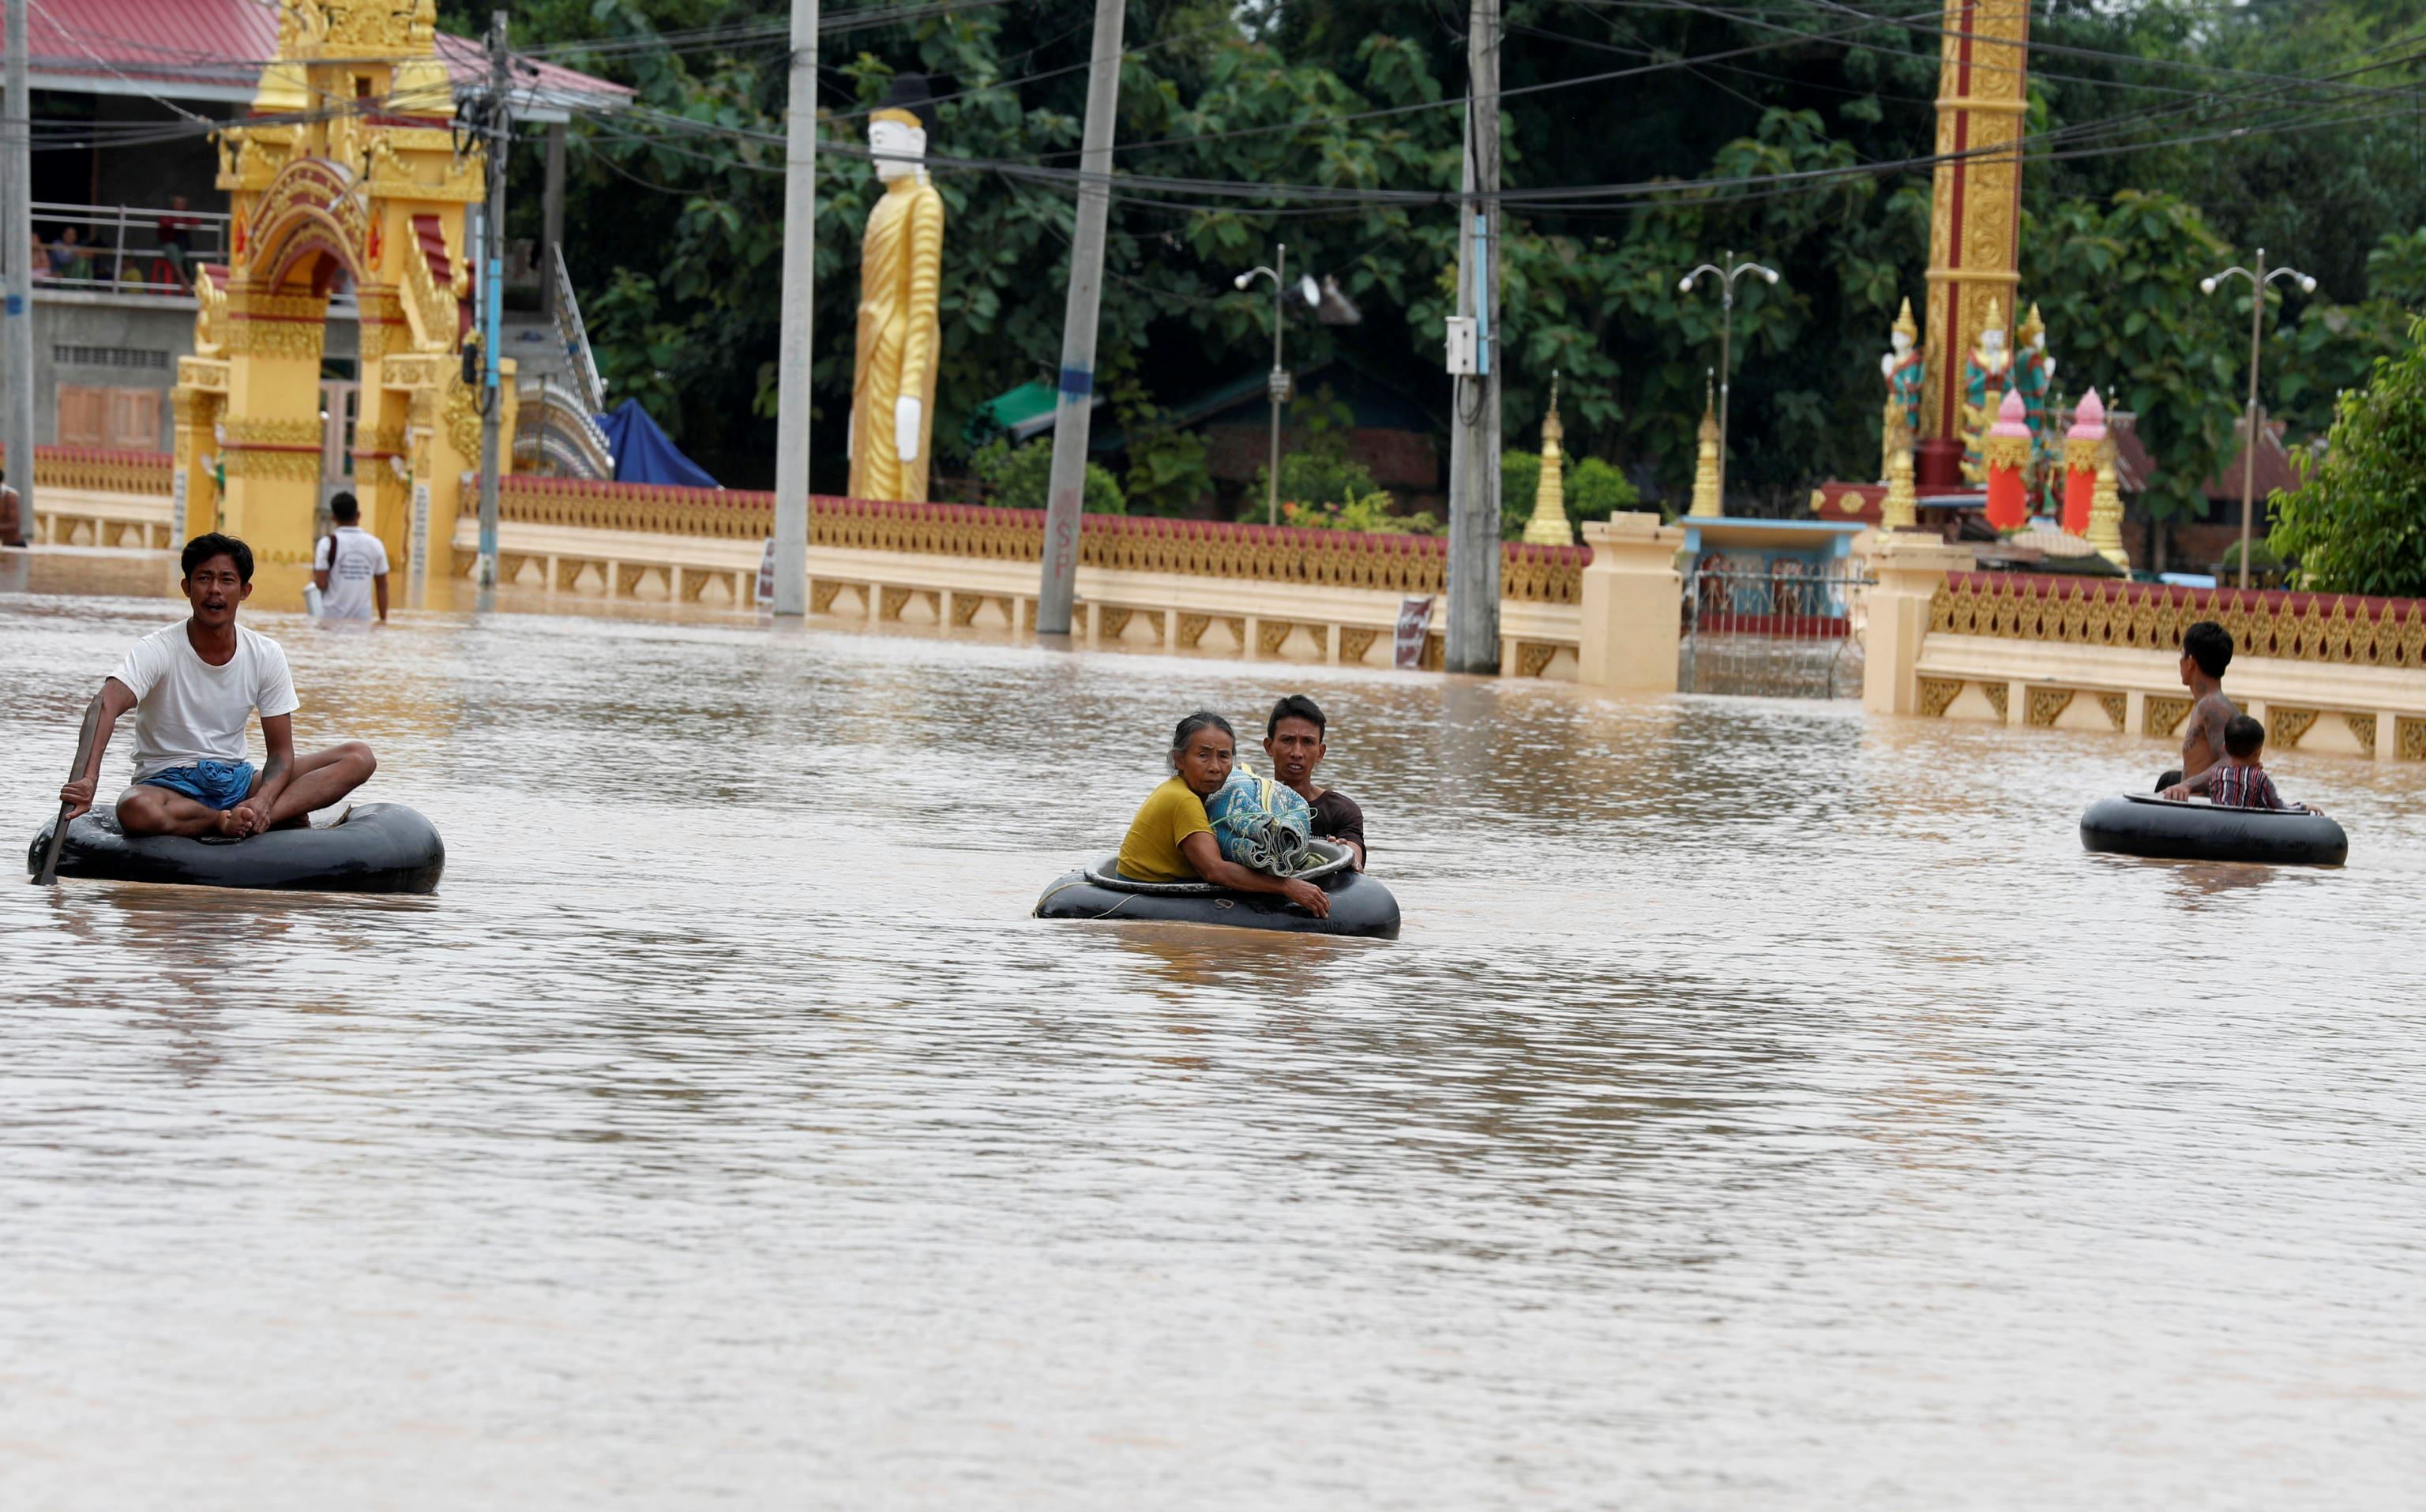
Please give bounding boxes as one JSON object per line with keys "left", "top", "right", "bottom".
{"left": 597, "top": 398, "right": 720, "bottom": 489}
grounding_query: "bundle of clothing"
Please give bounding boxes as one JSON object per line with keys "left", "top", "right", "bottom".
{"left": 1204, "top": 768, "right": 1315, "bottom": 876}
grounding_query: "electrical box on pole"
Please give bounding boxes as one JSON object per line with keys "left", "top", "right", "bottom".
{"left": 1444, "top": 317, "right": 1478, "bottom": 376}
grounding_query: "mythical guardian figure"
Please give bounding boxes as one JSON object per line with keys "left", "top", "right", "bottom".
{"left": 2012, "top": 301, "right": 2060, "bottom": 513}
{"left": 1879, "top": 296, "right": 1924, "bottom": 482}
{"left": 1959, "top": 298, "right": 2015, "bottom": 486}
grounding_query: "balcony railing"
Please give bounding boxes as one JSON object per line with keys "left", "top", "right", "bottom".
{"left": 27, "top": 201, "right": 231, "bottom": 298}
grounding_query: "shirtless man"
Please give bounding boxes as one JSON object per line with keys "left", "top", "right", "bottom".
{"left": 57, "top": 532, "right": 378, "bottom": 838}
{"left": 2156, "top": 620, "right": 2236, "bottom": 796}
{"left": 1264, "top": 693, "right": 1366, "bottom": 870}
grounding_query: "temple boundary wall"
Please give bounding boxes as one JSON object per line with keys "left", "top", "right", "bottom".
{"left": 1863, "top": 531, "right": 2426, "bottom": 763}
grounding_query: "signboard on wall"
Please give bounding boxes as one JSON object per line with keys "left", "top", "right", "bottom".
{"left": 757, "top": 538, "right": 775, "bottom": 606}
{"left": 410, "top": 480, "right": 430, "bottom": 580}
{"left": 169, "top": 469, "right": 187, "bottom": 542}
{"left": 1394, "top": 595, "right": 1435, "bottom": 670}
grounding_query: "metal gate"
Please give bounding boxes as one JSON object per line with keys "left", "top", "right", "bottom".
{"left": 1680, "top": 559, "right": 1874, "bottom": 698}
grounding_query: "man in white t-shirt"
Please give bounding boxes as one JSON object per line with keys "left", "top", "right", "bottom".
{"left": 57, "top": 532, "right": 380, "bottom": 839}
{"left": 312, "top": 491, "right": 390, "bottom": 622}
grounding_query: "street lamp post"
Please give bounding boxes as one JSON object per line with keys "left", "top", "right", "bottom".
{"left": 2202, "top": 247, "right": 2316, "bottom": 590}
{"left": 1235, "top": 244, "right": 1318, "bottom": 526}
{"left": 1678, "top": 249, "right": 1778, "bottom": 510}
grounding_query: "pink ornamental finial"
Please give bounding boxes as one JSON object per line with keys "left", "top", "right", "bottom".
{"left": 1991, "top": 385, "right": 2030, "bottom": 437}
{"left": 2068, "top": 385, "right": 2105, "bottom": 441}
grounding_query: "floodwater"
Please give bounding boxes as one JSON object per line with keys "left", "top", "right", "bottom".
{"left": 3, "top": 550, "right": 2421, "bottom": 1508}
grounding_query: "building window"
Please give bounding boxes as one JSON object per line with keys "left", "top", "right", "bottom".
{"left": 54, "top": 344, "right": 170, "bottom": 372}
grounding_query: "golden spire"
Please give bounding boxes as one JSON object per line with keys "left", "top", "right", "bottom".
{"left": 1981, "top": 297, "right": 2004, "bottom": 340}
{"left": 1893, "top": 296, "right": 1918, "bottom": 342}
{"left": 1880, "top": 411, "right": 1917, "bottom": 531}
{"left": 1689, "top": 376, "right": 1722, "bottom": 518}
{"left": 2087, "top": 438, "right": 2129, "bottom": 569}
{"left": 1522, "top": 371, "right": 1572, "bottom": 545}
{"left": 2019, "top": 301, "right": 2045, "bottom": 347}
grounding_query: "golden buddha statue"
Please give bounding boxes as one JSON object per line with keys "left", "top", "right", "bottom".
{"left": 848, "top": 75, "right": 946, "bottom": 503}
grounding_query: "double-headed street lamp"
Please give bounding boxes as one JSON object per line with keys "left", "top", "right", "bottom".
{"left": 2202, "top": 247, "right": 2317, "bottom": 590}
{"left": 1678, "top": 249, "right": 1778, "bottom": 510}
{"left": 1234, "top": 243, "right": 1323, "bottom": 526}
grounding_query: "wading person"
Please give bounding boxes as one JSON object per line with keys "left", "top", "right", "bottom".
{"left": 0, "top": 467, "right": 24, "bottom": 548}
{"left": 312, "top": 492, "right": 390, "bottom": 623}
{"left": 55, "top": 532, "right": 379, "bottom": 839}
{"left": 1263, "top": 693, "right": 1365, "bottom": 870}
{"left": 1117, "top": 711, "right": 1329, "bottom": 917}
{"left": 2157, "top": 621, "right": 2237, "bottom": 793}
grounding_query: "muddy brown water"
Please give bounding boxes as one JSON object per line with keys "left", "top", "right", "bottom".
{"left": 4, "top": 550, "right": 2421, "bottom": 1506}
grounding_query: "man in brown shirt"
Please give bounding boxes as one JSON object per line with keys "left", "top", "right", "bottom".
{"left": 1264, "top": 693, "right": 1365, "bottom": 869}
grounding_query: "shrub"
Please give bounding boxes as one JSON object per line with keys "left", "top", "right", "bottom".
{"left": 1499, "top": 449, "right": 1642, "bottom": 540}
{"left": 1252, "top": 449, "right": 1381, "bottom": 516}
{"left": 971, "top": 437, "right": 1125, "bottom": 515}
{"left": 1281, "top": 491, "right": 1440, "bottom": 535}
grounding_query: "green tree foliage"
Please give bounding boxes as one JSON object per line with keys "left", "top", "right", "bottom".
{"left": 486, "top": 0, "right": 2426, "bottom": 515}
{"left": 970, "top": 437, "right": 1125, "bottom": 514}
{"left": 2268, "top": 317, "right": 2426, "bottom": 598}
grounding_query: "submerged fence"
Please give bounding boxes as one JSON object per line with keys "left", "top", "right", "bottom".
{"left": 1681, "top": 561, "right": 1872, "bottom": 699}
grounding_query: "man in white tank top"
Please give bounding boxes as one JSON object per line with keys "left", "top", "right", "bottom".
{"left": 312, "top": 491, "right": 390, "bottom": 622}
{"left": 55, "top": 532, "right": 380, "bottom": 839}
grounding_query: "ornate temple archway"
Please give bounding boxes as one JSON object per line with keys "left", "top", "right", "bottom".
{"left": 172, "top": 0, "right": 508, "bottom": 571}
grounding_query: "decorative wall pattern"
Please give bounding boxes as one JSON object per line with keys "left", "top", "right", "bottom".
{"left": 1929, "top": 572, "right": 2426, "bottom": 670}
{"left": 0, "top": 445, "right": 175, "bottom": 496}
{"left": 494, "top": 477, "right": 1592, "bottom": 605}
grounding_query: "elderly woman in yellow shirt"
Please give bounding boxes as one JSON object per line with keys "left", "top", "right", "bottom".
{"left": 1116, "top": 711, "right": 1330, "bottom": 918}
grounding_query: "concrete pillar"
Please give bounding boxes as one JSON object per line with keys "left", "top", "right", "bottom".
{"left": 1860, "top": 531, "right": 1976, "bottom": 715}
{"left": 2377, "top": 709, "right": 2397, "bottom": 764}
{"left": 1576, "top": 512, "right": 1688, "bottom": 691}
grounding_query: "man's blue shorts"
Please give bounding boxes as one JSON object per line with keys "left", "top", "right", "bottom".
{"left": 138, "top": 759, "right": 257, "bottom": 811}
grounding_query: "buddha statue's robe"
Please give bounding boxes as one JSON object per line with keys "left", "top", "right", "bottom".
{"left": 848, "top": 173, "right": 945, "bottom": 502}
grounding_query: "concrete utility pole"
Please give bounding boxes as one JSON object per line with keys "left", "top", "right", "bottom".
{"left": 769, "top": 0, "right": 818, "bottom": 617}
{"left": 1036, "top": 0, "right": 1125, "bottom": 636}
{"left": 1445, "top": 0, "right": 1502, "bottom": 673}
{"left": 3, "top": 0, "right": 36, "bottom": 525}
{"left": 475, "top": 10, "right": 509, "bottom": 588}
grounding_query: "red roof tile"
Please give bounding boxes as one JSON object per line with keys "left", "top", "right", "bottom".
{"left": 4, "top": 0, "right": 628, "bottom": 104}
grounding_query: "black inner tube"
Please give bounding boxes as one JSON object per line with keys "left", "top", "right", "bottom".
{"left": 1081, "top": 839, "right": 1355, "bottom": 895}
{"left": 2079, "top": 792, "right": 2348, "bottom": 867}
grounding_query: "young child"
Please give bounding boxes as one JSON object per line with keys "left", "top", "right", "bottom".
{"left": 2161, "top": 715, "right": 2323, "bottom": 814}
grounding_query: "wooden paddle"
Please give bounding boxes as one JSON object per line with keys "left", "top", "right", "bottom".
{"left": 34, "top": 695, "right": 107, "bottom": 887}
